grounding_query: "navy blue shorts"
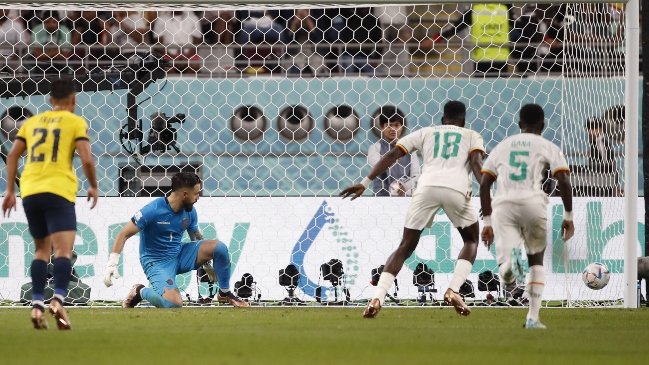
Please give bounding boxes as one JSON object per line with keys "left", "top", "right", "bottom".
{"left": 22, "top": 193, "right": 76, "bottom": 239}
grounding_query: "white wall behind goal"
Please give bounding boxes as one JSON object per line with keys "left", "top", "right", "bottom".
{"left": 0, "top": 197, "right": 643, "bottom": 303}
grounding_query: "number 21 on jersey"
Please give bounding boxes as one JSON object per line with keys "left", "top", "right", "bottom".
{"left": 30, "top": 128, "right": 62, "bottom": 163}
{"left": 432, "top": 131, "right": 462, "bottom": 159}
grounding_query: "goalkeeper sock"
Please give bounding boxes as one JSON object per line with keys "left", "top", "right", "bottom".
{"left": 449, "top": 259, "right": 472, "bottom": 292}
{"left": 212, "top": 241, "right": 231, "bottom": 290}
{"left": 142, "top": 288, "right": 181, "bottom": 308}
{"left": 52, "top": 257, "right": 72, "bottom": 303}
{"left": 30, "top": 259, "right": 48, "bottom": 304}
{"left": 373, "top": 272, "right": 395, "bottom": 305}
{"left": 527, "top": 265, "right": 545, "bottom": 322}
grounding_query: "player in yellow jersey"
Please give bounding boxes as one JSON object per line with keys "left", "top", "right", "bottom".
{"left": 1, "top": 78, "right": 98, "bottom": 330}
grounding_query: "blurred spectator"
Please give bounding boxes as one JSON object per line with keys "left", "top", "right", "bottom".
{"left": 202, "top": 10, "right": 233, "bottom": 45}
{"left": 285, "top": 9, "right": 326, "bottom": 74}
{"left": 21, "top": 10, "right": 72, "bottom": 33}
{"left": 107, "top": 11, "right": 150, "bottom": 54}
{"left": 511, "top": 5, "right": 546, "bottom": 75}
{"left": 368, "top": 106, "right": 420, "bottom": 196}
{"left": 234, "top": 10, "right": 286, "bottom": 73}
{"left": 373, "top": 6, "right": 412, "bottom": 76}
{"left": 373, "top": 6, "right": 411, "bottom": 43}
{"left": 31, "top": 10, "right": 74, "bottom": 74}
{"left": 152, "top": 11, "right": 202, "bottom": 73}
{"left": 537, "top": 4, "right": 565, "bottom": 73}
{"left": 337, "top": 7, "right": 382, "bottom": 75}
{"left": 423, "top": 4, "right": 511, "bottom": 77}
{"left": 73, "top": 11, "right": 110, "bottom": 71}
{"left": 0, "top": 9, "right": 30, "bottom": 72}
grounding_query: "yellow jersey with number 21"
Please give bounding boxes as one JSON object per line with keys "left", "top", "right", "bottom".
{"left": 15, "top": 110, "right": 89, "bottom": 203}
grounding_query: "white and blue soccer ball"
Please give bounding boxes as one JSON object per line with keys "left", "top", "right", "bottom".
{"left": 582, "top": 262, "right": 611, "bottom": 290}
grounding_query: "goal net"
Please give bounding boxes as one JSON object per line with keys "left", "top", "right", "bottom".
{"left": 0, "top": 2, "right": 638, "bottom": 307}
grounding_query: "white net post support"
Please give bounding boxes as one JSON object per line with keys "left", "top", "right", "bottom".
{"left": 623, "top": 0, "right": 639, "bottom": 308}
{"left": 0, "top": 0, "right": 640, "bottom": 307}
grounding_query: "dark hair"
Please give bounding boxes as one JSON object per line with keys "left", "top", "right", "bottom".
{"left": 377, "top": 106, "right": 404, "bottom": 127}
{"left": 443, "top": 101, "right": 466, "bottom": 120}
{"left": 50, "top": 78, "right": 76, "bottom": 99}
{"left": 519, "top": 103, "right": 545, "bottom": 128}
{"left": 171, "top": 172, "right": 201, "bottom": 191}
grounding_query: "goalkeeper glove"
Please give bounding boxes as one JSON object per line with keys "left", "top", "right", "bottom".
{"left": 103, "top": 253, "right": 121, "bottom": 287}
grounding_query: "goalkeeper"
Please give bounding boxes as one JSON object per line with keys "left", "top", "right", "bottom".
{"left": 102, "top": 172, "right": 248, "bottom": 308}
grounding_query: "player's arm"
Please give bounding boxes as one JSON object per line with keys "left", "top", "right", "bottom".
{"left": 1, "top": 138, "right": 26, "bottom": 218}
{"left": 554, "top": 170, "right": 574, "bottom": 242}
{"left": 76, "top": 139, "right": 98, "bottom": 209}
{"left": 339, "top": 146, "right": 407, "bottom": 200}
{"left": 479, "top": 171, "right": 496, "bottom": 249}
{"left": 469, "top": 149, "right": 485, "bottom": 183}
{"left": 188, "top": 229, "right": 204, "bottom": 241}
{"left": 103, "top": 220, "right": 141, "bottom": 287}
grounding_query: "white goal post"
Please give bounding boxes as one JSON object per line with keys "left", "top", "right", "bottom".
{"left": 0, "top": 0, "right": 640, "bottom": 308}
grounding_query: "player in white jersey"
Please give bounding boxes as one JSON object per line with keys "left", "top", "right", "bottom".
{"left": 480, "top": 104, "right": 574, "bottom": 329}
{"left": 340, "top": 101, "right": 485, "bottom": 318}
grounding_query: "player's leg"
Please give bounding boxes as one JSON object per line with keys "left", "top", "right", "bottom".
{"left": 520, "top": 200, "right": 548, "bottom": 329}
{"left": 30, "top": 237, "right": 52, "bottom": 329}
{"left": 364, "top": 186, "right": 438, "bottom": 318}
{"left": 48, "top": 230, "right": 76, "bottom": 329}
{"left": 364, "top": 227, "right": 422, "bottom": 318}
{"left": 23, "top": 195, "right": 51, "bottom": 329}
{"left": 135, "top": 261, "right": 183, "bottom": 308}
{"left": 192, "top": 239, "right": 249, "bottom": 307}
{"left": 43, "top": 193, "right": 78, "bottom": 330}
{"left": 492, "top": 204, "right": 525, "bottom": 301}
{"left": 442, "top": 189, "right": 480, "bottom": 315}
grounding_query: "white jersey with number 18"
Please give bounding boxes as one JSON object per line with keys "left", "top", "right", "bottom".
{"left": 396, "top": 125, "right": 485, "bottom": 196}
{"left": 482, "top": 133, "right": 569, "bottom": 207}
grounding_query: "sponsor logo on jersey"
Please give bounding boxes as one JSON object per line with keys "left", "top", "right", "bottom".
{"left": 157, "top": 222, "right": 170, "bottom": 225}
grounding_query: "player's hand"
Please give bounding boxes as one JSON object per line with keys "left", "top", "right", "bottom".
{"left": 87, "top": 186, "right": 98, "bottom": 209}
{"left": 561, "top": 219, "right": 574, "bottom": 242}
{"left": 103, "top": 253, "right": 121, "bottom": 287}
{"left": 481, "top": 226, "right": 494, "bottom": 250}
{"left": 339, "top": 184, "right": 366, "bottom": 200}
{"left": 2, "top": 192, "right": 16, "bottom": 218}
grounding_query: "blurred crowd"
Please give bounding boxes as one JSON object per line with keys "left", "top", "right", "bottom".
{"left": 0, "top": 4, "right": 638, "bottom": 76}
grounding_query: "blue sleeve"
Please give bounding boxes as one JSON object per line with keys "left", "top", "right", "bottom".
{"left": 187, "top": 208, "right": 199, "bottom": 234}
{"left": 132, "top": 203, "right": 155, "bottom": 230}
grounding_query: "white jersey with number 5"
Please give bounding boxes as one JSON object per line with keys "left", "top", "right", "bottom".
{"left": 396, "top": 125, "right": 485, "bottom": 196}
{"left": 482, "top": 133, "right": 569, "bottom": 207}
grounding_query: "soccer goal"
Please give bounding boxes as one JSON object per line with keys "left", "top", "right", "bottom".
{"left": 0, "top": 0, "right": 640, "bottom": 308}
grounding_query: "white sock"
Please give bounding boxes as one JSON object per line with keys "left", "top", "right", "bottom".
{"left": 527, "top": 265, "right": 545, "bottom": 322}
{"left": 373, "top": 272, "right": 395, "bottom": 305}
{"left": 449, "top": 259, "right": 472, "bottom": 292}
{"left": 220, "top": 288, "right": 230, "bottom": 293}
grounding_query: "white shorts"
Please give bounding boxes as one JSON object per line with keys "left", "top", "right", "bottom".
{"left": 404, "top": 186, "right": 478, "bottom": 230}
{"left": 492, "top": 197, "right": 547, "bottom": 265}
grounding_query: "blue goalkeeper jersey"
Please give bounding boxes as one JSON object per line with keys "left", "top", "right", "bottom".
{"left": 132, "top": 197, "right": 199, "bottom": 264}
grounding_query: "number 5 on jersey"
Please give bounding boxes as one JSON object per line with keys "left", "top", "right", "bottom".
{"left": 509, "top": 151, "right": 529, "bottom": 181}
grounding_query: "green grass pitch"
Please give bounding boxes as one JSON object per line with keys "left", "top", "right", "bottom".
{"left": 0, "top": 307, "right": 646, "bottom": 364}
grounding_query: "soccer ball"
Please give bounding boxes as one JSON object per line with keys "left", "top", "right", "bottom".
{"left": 582, "top": 262, "right": 610, "bottom": 290}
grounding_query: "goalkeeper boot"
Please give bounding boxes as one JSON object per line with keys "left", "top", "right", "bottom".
{"left": 524, "top": 318, "right": 547, "bottom": 329}
{"left": 511, "top": 248, "right": 526, "bottom": 282}
{"left": 363, "top": 298, "right": 381, "bottom": 318}
{"left": 123, "top": 284, "right": 145, "bottom": 308}
{"left": 217, "top": 290, "right": 250, "bottom": 308}
{"left": 444, "top": 289, "right": 471, "bottom": 316}
{"left": 31, "top": 307, "right": 49, "bottom": 330}
{"left": 49, "top": 299, "right": 71, "bottom": 330}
